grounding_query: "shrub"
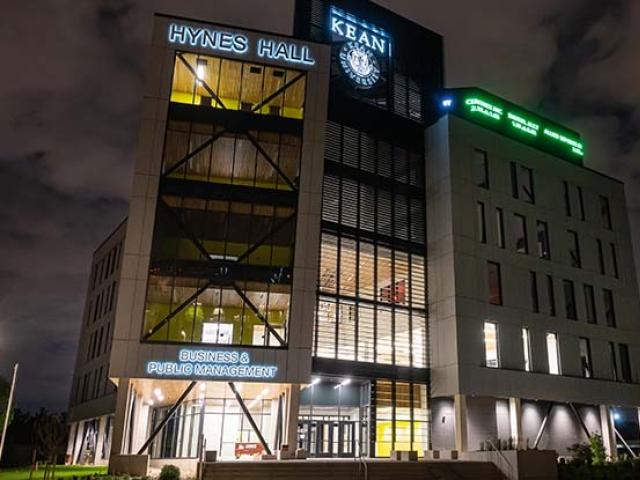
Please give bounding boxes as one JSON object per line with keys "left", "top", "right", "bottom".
{"left": 159, "top": 465, "right": 181, "bottom": 480}
{"left": 588, "top": 434, "right": 606, "bottom": 466}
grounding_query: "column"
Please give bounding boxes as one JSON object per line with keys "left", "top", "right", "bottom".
{"left": 600, "top": 405, "right": 617, "bottom": 460}
{"left": 109, "top": 378, "right": 131, "bottom": 458}
{"left": 454, "top": 394, "right": 468, "bottom": 452}
{"left": 285, "top": 384, "right": 301, "bottom": 450}
{"left": 94, "top": 417, "right": 105, "bottom": 464}
{"left": 509, "top": 397, "right": 523, "bottom": 448}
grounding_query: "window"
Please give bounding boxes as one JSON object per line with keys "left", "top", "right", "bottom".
{"left": 546, "top": 332, "right": 561, "bottom": 375}
{"left": 487, "top": 262, "right": 502, "bottom": 305}
{"left": 563, "top": 181, "right": 571, "bottom": 216}
{"left": 530, "top": 271, "right": 539, "bottom": 313}
{"left": 568, "top": 230, "right": 581, "bottom": 268}
{"left": 484, "top": 322, "right": 499, "bottom": 368}
{"left": 511, "top": 163, "right": 534, "bottom": 202}
{"left": 170, "top": 53, "right": 307, "bottom": 120}
{"left": 522, "top": 328, "right": 532, "bottom": 372}
{"left": 600, "top": 196, "right": 612, "bottom": 229}
{"left": 584, "top": 284, "right": 597, "bottom": 324}
{"left": 477, "top": 202, "right": 486, "bottom": 243}
{"left": 610, "top": 243, "right": 619, "bottom": 278}
{"left": 547, "top": 275, "right": 556, "bottom": 316}
{"left": 603, "top": 289, "right": 616, "bottom": 327}
{"left": 577, "top": 186, "right": 586, "bottom": 221}
{"left": 536, "top": 221, "right": 550, "bottom": 259}
{"left": 597, "top": 239, "right": 605, "bottom": 274}
{"left": 496, "top": 208, "right": 505, "bottom": 248}
{"left": 619, "top": 344, "right": 631, "bottom": 382}
{"left": 510, "top": 162, "right": 518, "bottom": 199}
{"left": 473, "top": 149, "right": 489, "bottom": 188}
{"left": 514, "top": 214, "right": 528, "bottom": 254}
{"left": 563, "top": 280, "right": 577, "bottom": 320}
{"left": 609, "top": 342, "right": 619, "bottom": 381}
{"left": 579, "top": 338, "right": 592, "bottom": 378}
{"left": 520, "top": 165, "right": 535, "bottom": 203}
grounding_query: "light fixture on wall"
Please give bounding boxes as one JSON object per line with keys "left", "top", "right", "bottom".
{"left": 196, "top": 59, "right": 207, "bottom": 80}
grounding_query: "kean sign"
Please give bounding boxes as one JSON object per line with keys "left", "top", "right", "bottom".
{"left": 146, "top": 348, "right": 278, "bottom": 380}
{"left": 329, "top": 7, "right": 390, "bottom": 89}
{"left": 168, "top": 23, "right": 315, "bottom": 67}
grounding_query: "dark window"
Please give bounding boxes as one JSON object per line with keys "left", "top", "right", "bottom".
{"left": 568, "top": 230, "right": 581, "bottom": 268}
{"left": 600, "top": 196, "right": 612, "bottom": 229}
{"left": 537, "top": 221, "right": 550, "bottom": 259}
{"left": 584, "top": 284, "right": 597, "bottom": 324}
{"left": 511, "top": 163, "right": 534, "bottom": 203}
{"left": 547, "top": 275, "right": 556, "bottom": 316}
{"left": 577, "top": 187, "right": 586, "bottom": 221}
{"left": 563, "top": 280, "right": 577, "bottom": 320}
{"left": 520, "top": 165, "right": 535, "bottom": 203}
{"left": 597, "top": 239, "right": 605, "bottom": 274}
{"left": 488, "top": 261, "right": 502, "bottom": 305}
{"left": 530, "top": 271, "right": 539, "bottom": 313}
{"left": 563, "top": 181, "right": 572, "bottom": 216}
{"left": 477, "top": 202, "right": 486, "bottom": 243}
{"left": 610, "top": 243, "right": 619, "bottom": 278}
{"left": 603, "top": 289, "right": 616, "bottom": 327}
{"left": 496, "top": 208, "right": 505, "bottom": 248}
{"left": 473, "top": 149, "right": 489, "bottom": 188}
{"left": 579, "top": 337, "right": 592, "bottom": 378}
{"left": 619, "top": 344, "right": 632, "bottom": 382}
{"left": 609, "top": 342, "right": 618, "bottom": 381}
{"left": 514, "top": 214, "right": 528, "bottom": 254}
{"left": 510, "top": 162, "right": 518, "bottom": 199}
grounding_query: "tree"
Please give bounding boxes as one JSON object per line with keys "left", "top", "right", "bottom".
{"left": 34, "top": 411, "right": 66, "bottom": 478}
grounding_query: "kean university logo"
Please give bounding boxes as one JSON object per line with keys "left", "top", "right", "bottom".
{"left": 339, "top": 41, "right": 381, "bottom": 89}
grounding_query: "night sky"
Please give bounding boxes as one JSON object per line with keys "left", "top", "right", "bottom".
{"left": 1, "top": 0, "right": 638, "bottom": 412}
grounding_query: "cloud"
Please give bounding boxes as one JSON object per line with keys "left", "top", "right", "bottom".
{"left": 0, "top": 0, "right": 638, "bottom": 411}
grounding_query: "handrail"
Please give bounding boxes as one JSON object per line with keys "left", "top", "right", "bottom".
{"left": 485, "top": 439, "right": 515, "bottom": 479}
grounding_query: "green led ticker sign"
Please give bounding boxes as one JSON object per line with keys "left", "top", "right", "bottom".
{"left": 443, "top": 90, "right": 585, "bottom": 164}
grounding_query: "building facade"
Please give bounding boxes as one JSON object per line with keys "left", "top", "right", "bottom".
{"left": 66, "top": 0, "right": 640, "bottom": 471}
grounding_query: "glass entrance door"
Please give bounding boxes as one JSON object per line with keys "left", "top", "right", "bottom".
{"left": 297, "top": 420, "right": 356, "bottom": 457}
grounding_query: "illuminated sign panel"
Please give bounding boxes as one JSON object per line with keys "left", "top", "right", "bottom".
{"left": 167, "top": 23, "right": 315, "bottom": 67}
{"left": 329, "top": 7, "right": 390, "bottom": 89}
{"left": 146, "top": 348, "right": 278, "bottom": 380}
{"left": 443, "top": 89, "right": 585, "bottom": 163}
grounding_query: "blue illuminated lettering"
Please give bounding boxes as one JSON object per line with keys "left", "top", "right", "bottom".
{"left": 257, "top": 38, "right": 315, "bottom": 66}
{"left": 147, "top": 348, "right": 278, "bottom": 380}
{"left": 329, "top": 8, "right": 390, "bottom": 56}
{"left": 168, "top": 23, "right": 249, "bottom": 54}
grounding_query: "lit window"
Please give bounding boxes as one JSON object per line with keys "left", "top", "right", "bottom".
{"left": 546, "top": 332, "right": 561, "bottom": 375}
{"left": 522, "top": 328, "right": 531, "bottom": 372}
{"left": 484, "top": 322, "right": 499, "bottom": 368}
{"left": 579, "top": 337, "right": 592, "bottom": 378}
{"left": 487, "top": 261, "right": 502, "bottom": 305}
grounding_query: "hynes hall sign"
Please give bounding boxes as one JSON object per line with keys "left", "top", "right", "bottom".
{"left": 168, "top": 23, "right": 316, "bottom": 67}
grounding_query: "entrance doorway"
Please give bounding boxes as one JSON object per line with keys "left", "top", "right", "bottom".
{"left": 297, "top": 419, "right": 357, "bottom": 457}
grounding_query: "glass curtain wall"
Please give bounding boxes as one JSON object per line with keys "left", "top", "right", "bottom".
{"left": 373, "top": 381, "right": 428, "bottom": 457}
{"left": 142, "top": 52, "right": 306, "bottom": 346}
{"left": 314, "top": 122, "right": 427, "bottom": 368}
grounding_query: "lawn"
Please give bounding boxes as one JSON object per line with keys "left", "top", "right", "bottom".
{"left": 0, "top": 465, "right": 107, "bottom": 480}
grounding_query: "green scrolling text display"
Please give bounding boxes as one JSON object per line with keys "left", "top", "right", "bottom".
{"left": 446, "top": 89, "right": 585, "bottom": 163}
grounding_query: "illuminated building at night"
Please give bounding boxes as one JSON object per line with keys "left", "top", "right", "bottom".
{"left": 66, "top": 0, "right": 640, "bottom": 472}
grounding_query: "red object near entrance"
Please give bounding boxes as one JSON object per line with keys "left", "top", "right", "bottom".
{"left": 235, "top": 442, "right": 265, "bottom": 458}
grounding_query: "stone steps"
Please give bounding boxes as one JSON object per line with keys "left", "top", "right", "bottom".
{"left": 201, "top": 459, "right": 504, "bottom": 480}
